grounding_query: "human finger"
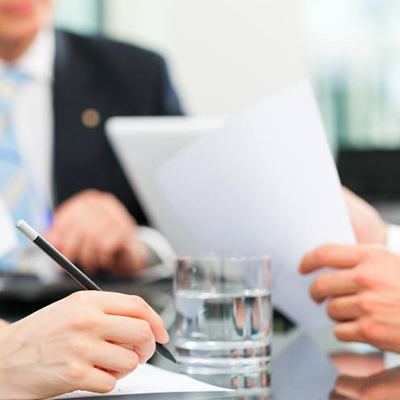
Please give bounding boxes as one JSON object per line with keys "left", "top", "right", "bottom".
{"left": 51, "top": 205, "right": 79, "bottom": 239}
{"left": 56, "top": 226, "right": 85, "bottom": 262}
{"left": 45, "top": 228, "right": 61, "bottom": 249}
{"left": 96, "top": 317, "right": 156, "bottom": 364}
{"left": 99, "top": 315, "right": 145, "bottom": 344}
{"left": 129, "top": 319, "right": 156, "bottom": 363}
{"left": 327, "top": 296, "right": 362, "bottom": 321}
{"left": 96, "top": 293, "right": 169, "bottom": 344}
{"left": 300, "top": 245, "right": 372, "bottom": 274}
{"left": 113, "top": 238, "right": 147, "bottom": 276}
{"left": 334, "top": 321, "right": 367, "bottom": 344}
{"left": 310, "top": 270, "right": 359, "bottom": 303}
{"left": 98, "top": 229, "right": 128, "bottom": 269}
{"left": 90, "top": 342, "right": 140, "bottom": 375}
{"left": 334, "top": 375, "right": 370, "bottom": 400}
{"left": 77, "top": 224, "right": 104, "bottom": 273}
{"left": 76, "top": 367, "right": 117, "bottom": 394}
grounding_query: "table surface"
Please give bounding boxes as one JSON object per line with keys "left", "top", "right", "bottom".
{"left": 80, "top": 331, "right": 391, "bottom": 400}
{"left": 0, "top": 271, "right": 395, "bottom": 400}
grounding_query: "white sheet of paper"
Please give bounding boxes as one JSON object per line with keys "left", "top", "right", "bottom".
{"left": 51, "top": 364, "right": 229, "bottom": 399}
{"left": 0, "top": 197, "right": 17, "bottom": 259}
{"left": 155, "top": 80, "right": 356, "bottom": 330}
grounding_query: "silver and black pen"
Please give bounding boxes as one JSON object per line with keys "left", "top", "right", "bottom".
{"left": 16, "top": 219, "right": 176, "bottom": 364}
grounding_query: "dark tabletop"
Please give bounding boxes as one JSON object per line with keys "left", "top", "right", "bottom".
{"left": 76, "top": 333, "right": 393, "bottom": 400}
{"left": 0, "top": 270, "right": 393, "bottom": 400}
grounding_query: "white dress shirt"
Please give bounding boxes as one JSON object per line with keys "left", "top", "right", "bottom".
{"left": 0, "top": 29, "right": 54, "bottom": 208}
{"left": 382, "top": 224, "right": 400, "bottom": 367}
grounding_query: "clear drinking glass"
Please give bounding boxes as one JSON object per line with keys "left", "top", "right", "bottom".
{"left": 174, "top": 256, "right": 272, "bottom": 392}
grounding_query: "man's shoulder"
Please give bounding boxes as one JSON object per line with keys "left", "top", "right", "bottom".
{"left": 56, "top": 30, "right": 165, "bottom": 70}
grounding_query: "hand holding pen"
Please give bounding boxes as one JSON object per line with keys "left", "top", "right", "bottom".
{"left": 0, "top": 283, "right": 170, "bottom": 398}
{"left": 16, "top": 220, "right": 176, "bottom": 364}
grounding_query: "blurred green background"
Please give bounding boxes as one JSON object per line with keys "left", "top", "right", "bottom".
{"left": 305, "top": 0, "right": 400, "bottom": 152}
{"left": 56, "top": 0, "right": 400, "bottom": 152}
{"left": 55, "top": 0, "right": 102, "bottom": 34}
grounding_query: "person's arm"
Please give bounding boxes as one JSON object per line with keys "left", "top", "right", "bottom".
{"left": 342, "top": 187, "right": 388, "bottom": 245}
{"left": 343, "top": 187, "right": 400, "bottom": 254}
{"left": 0, "top": 291, "right": 169, "bottom": 399}
{"left": 137, "top": 226, "right": 176, "bottom": 267}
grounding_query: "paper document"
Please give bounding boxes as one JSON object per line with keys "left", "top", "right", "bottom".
{"left": 274, "top": 334, "right": 338, "bottom": 400}
{"left": 156, "top": 80, "right": 355, "bottom": 330}
{"left": 51, "top": 364, "right": 229, "bottom": 399}
{"left": 0, "top": 197, "right": 17, "bottom": 259}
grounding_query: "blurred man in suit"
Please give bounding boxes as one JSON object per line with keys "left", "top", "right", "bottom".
{"left": 0, "top": 0, "right": 182, "bottom": 276}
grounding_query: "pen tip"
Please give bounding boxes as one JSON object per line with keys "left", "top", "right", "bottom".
{"left": 156, "top": 343, "right": 178, "bottom": 364}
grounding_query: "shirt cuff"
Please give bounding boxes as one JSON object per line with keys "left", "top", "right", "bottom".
{"left": 380, "top": 226, "right": 400, "bottom": 367}
{"left": 387, "top": 224, "right": 400, "bottom": 255}
{"left": 137, "top": 226, "right": 176, "bottom": 267}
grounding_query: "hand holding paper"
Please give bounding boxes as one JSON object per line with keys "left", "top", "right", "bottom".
{"left": 156, "top": 80, "right": 355, "bottom": 330}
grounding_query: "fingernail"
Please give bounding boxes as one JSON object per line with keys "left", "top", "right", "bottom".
{"left": 161, "top": 330, "right": 170, "bottom": 344}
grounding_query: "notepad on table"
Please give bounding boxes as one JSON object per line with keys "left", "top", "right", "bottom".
{"left": 51, "top": 364, "right": 229, "bottom": 399}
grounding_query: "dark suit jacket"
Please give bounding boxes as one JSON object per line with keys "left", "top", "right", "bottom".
{"left": 53, "top": 30, "right": 183, "bottom": 226}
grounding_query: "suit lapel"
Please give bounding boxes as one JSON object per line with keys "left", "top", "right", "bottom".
{"left": 52, "top": 31, "right": 101, "bottom": 206}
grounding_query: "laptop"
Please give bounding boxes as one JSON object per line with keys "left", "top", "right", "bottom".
{"left": 106, "top": 117, "right": 223, "bottom": 254}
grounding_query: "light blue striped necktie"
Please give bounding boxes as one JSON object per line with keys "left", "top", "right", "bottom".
{"left": 0, "top": 69, "right": 40, "bottom": 270}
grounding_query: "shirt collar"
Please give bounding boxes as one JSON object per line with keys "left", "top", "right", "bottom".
{"left": 0, "top": 29, "right": 55, "bottom": 82}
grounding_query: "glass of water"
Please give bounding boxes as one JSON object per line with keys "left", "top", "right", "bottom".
{"left": 174, "top": 255, "right": 272, "bottom": 392}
